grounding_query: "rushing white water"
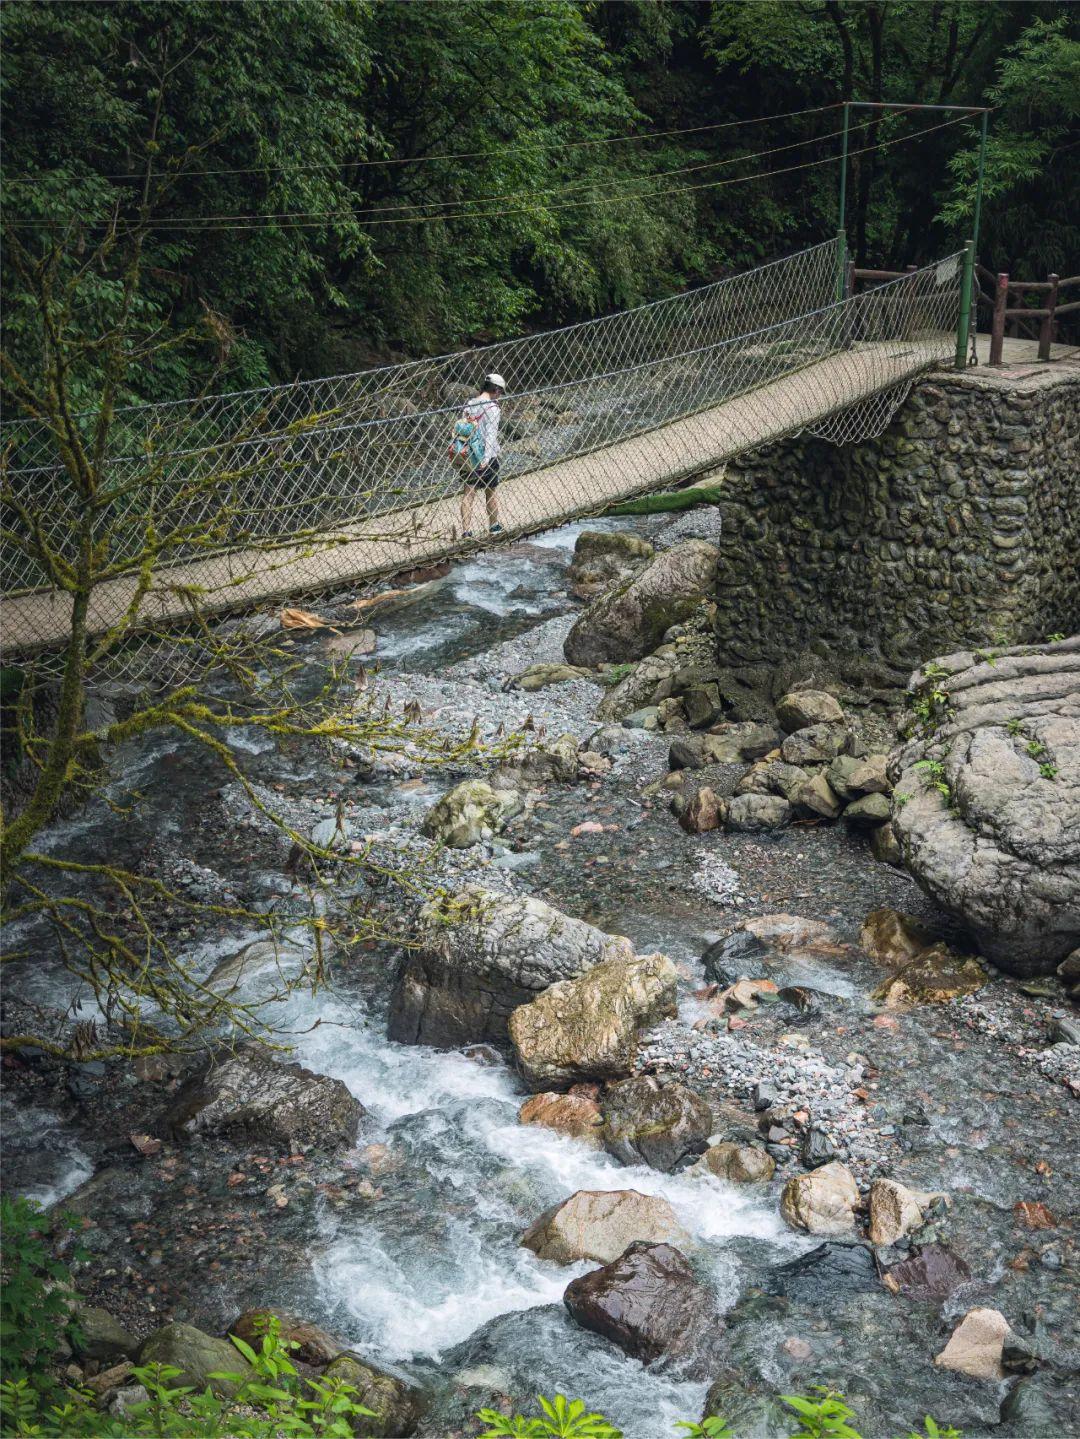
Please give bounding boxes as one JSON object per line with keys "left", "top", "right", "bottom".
{"left": 288, "top": 980, "right": 803, "bottom": 1368}
{"left": 1, "top": 1097, "right": 93, "bottom": 1209}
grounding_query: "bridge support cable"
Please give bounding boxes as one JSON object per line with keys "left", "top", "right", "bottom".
{"left": 0, "top": 242, "right": 963, "bottom": 678}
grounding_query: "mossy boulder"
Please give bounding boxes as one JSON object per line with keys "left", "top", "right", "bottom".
{"left": 138, "top": 1323, "right": 252, "bottom": 1398}
{"left": 322, "top": 1354, "right": 420, "bottom": 1436}
{"left": 564, "top": 541, "right": 718, "bottom": 667}
{"left": 420, "top": 779, "right": 523, "bottom": 848}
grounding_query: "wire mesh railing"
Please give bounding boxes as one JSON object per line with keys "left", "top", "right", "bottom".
{"left": 0, "top": 240, "right": 963, "bottom": 673}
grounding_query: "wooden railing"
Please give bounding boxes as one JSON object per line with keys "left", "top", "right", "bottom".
{"left": 845, "top": 261, "right": 1078, "bottom": 366}
{"left": 975, "top": 264, "right": 1080, "bottom": 364}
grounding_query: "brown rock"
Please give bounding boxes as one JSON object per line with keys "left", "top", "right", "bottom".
{"left": 847, "top": 754, "right": 890, "bottom": 794}
{"left": 880, "top": 1244, "right": 971, "bottom": 1302}
{"left": 793, "top": 772, "right": 842, "bottom": 820}
{"left": 521, "top": 1189, "right": 689, "bottom": 1265}
{"left": 867, "top": 1179, "right": 946, "bottom": 1246}
{"left": 229, "top": 1308, "right": 343, "bottom": 1367}
{"left": 1013, "top": 1201, "right": 1055, "bottom": 1230}
{"left": 563, "top": 1242, "right": 722, "bottom": 1377}
{"left": 776, "top": 690, "right": 844, "bottom": 734}
{"left": 322, "top": 1354, "right": 419, "bottom": 1436}
{"left": 518, "top": 1092, "right": 603, "bottom": 1148}
{"left": 873, "top": 944, "right": 986, "bottom": 1006}
{"left": 509, "top": 953, "right": 678, "bottom": 1090}
{"left": 678, "top": 787, "right": 726, "bottom": 834}
{"left": 870, "top": 822, "right": 904, "bottom": 868}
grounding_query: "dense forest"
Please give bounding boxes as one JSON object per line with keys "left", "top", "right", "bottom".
{"left": 2, "top": 0, "right": 1078, "bottom": 403}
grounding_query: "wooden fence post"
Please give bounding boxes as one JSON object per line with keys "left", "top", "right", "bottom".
{"left": 989, "top": 272, "right": 1008, "bottom": 366}
{"left": 1038, "top": 273, "right": 1060, "bottom": 361}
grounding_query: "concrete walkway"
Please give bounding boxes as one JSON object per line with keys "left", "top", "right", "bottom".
{"left": 2, "top": 333, "right": 1071, "bottom": 657}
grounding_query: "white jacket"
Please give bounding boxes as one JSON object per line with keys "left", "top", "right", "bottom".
{"left": 462, "top": 395, "right": 501, "bottom": 464}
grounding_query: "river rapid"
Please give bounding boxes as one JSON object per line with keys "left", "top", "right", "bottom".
{"left": 2, "top": 517, "right": 1077, "bottom": 1438}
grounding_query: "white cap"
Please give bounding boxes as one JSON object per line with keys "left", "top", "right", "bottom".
{"left": 484, "top": 372, "right": 506, "bottom": 390}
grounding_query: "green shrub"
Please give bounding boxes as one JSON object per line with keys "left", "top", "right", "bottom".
{"left": 0, "top": 1198, "right": 374, "bottom": 1438}
{"left": 477, "top": 1394, "right": 963, "bottom": 1439}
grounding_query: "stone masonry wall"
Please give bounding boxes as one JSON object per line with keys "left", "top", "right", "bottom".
{"left": 714, "top": 366, "right": 1080, "bottom": 681}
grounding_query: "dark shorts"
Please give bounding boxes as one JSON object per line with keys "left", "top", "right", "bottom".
{"left": 468, "top": 458, "right": 501, "bottom": 490}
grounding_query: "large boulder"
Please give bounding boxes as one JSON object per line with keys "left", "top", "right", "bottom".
{"left": 563, "top": 1241, "right": 722, "bottom": 1376}
{"left": 521, "top": 1189, "right": 689, "bottom": 1265}
{"left": 779, "top": 1162, "right": 859, "bottom": 1235}
{"left": 890, "top": 640, "right": 1080, "bottom": 975}
{"left": 568, "top": 530, "right": 654, "bottom": 600}
{"left": 776, "top": 690, "right": 844, "bottom": 733}
{"left": 420, "top": 780, "right": 522, "bottom": 848}
{"left": 497, "top": 734, "right": 581, "bottom": 787}
{"left": 508, "top": 953, "right": 677, "bottom": 1090}
{"left": 161, "top": 1048, "right": 362, "bottom": 1150}
{"left": 388, "top": 888, "right": 632, "bottom": 1049}
{"left": 72, "top": 1305, "right": 138, "bottom": 1365}
{"left": 139, "top": 1323, "right": 252, "bottom": 1398}
{"left": 725, "top": 793, "right": 791, "bottom": 832}
{"left": 599, "top": 1076, "right": 712, "bottom": 1172}
{"left": 564, "top": 541, "right": 719, "bottom": 667}
{"left": 322, "top": 1354, "right": 420, "bottom": 1436}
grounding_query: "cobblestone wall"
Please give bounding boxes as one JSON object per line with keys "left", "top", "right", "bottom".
{"left": 714, "top": 367, "right": 1080, "bottom": 680}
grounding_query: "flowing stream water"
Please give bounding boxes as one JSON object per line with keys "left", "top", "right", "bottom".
{"left": 3, "top": 519, "right": 1077, "bottom": 1438}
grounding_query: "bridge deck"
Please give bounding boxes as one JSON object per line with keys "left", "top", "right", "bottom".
{"left": 0, "top": 333, "right": 1024, "bottom": 655}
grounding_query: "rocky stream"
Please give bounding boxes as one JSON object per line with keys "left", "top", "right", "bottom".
{"left": 2, "top": 513, "right": 1077, "bottom": 1438}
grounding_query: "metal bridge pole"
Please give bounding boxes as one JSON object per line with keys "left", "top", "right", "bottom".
{"left": 836, "top": 101, "right": 851, "bottom": 300}
{"left": 955, "top": 109, "right": 989, "bottom": 369}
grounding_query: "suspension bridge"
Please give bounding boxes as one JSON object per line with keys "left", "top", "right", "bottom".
{"left": 1, "top": 237, "right": 971, "bottom": 664}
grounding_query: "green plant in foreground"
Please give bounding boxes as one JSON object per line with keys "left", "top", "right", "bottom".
{"left": 0, "top": 1198, "right": 375, "bottom": 1438}
{"left": 1006, "top": 717, "right": 1023, "bottom": 736}
{"left": 1039, "top": 762, "right": 1058, "bottom": 780}
{"left": 477, "top": 1395, "right": 622, "bottom": 1438}
{"left": 1026, "top": 739, "right": 1047, "bottom": 758}
{"left": 477, "top": 1395, "right": 963, "bottom": 1439}
{"left": 0, "top": 1196, "right": 84, "bottom": 1396}
{"left": 783, "top": 1389, "right": 861, "bottom": 1439}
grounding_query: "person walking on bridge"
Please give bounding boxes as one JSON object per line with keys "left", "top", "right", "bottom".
{"left": 455, "top": 372, "right": 505, "bottom": 537}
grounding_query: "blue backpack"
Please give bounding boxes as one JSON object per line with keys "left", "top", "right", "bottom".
{"left": 449, "top": 409, "right": 484, "bottom": 470}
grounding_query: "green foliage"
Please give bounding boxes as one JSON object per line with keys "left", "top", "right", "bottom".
{"left": 476, "top": 1395, "right": 962, "bottom": 1439}
{"left": 0, "top": 1198, "right": 83, "bottom": 1396}
{"left": 899, "top": 1420, "right": 962, "bottom": 1439}
{"left": 1026, "top": 739, "right": 1046, "bottom": 758}
{"left": 477, "top": 1395, "right": 623, "bottom": 1439}
{"left": 913, "top": 758, "right": 951, "bottom": 802}
{"left": 604, "top": 483, "right": 726, "bottom": 516}
{"left": 598, "top": 662, "right": 637, "bottom": 687}
{"left": 1006, "top": 717, "right": 1023, "bottom": 735}
{"left": 677, "top": 1419, "right": 736, "bottom": 1438}
{"left": 1039, "top": 762, "right": 1058, "bottom": 781}
{"left": 0, "top": 1196, "right": 376, "bottom": 1437}
{"left": 4, "top": 0, "right": 1074, "bottom": 404}
{"left": 782, "top": 1389, "right": 862, "bottom": 1439}
{"left": 1046, "top": 633, "right": 1065, "bottom": 644}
